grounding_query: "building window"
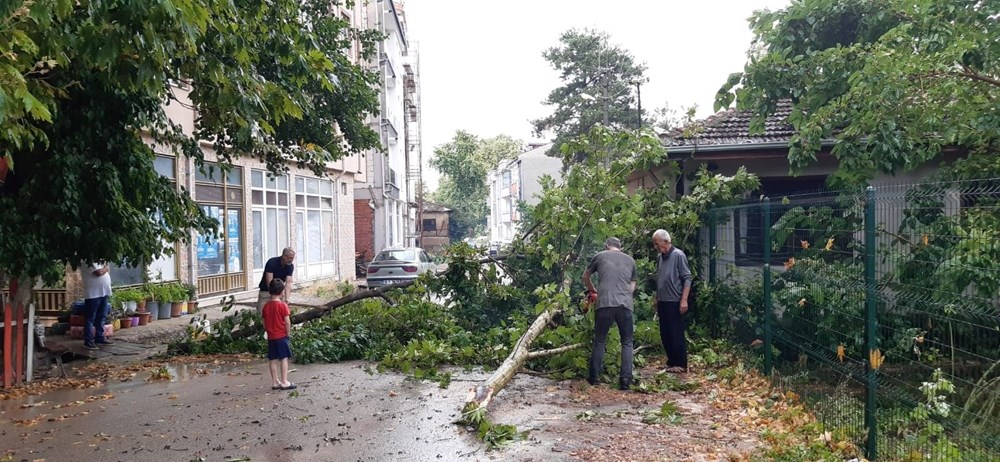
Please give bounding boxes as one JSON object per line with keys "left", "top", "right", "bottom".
{"left": 502, "top": 170, "right": 511, "bottom": 189}
{"left": 251, "top": 170, "right": 290, "bottom": 270}
{"left": 195, "top": 164, "right": 244, "bottom": 277}
{"left": 733, "top": 176, "right": 828, "bottom": 266}
{"left": 111, "top": 155, "right": 177, "bottom": 284}
{"left": 422, "top": 218, "right": 437, "bottom": 232}
{"left": 295, "top": 177, "right": 337, "bottom": 266}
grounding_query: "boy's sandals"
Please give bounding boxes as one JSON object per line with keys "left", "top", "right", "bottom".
{"left": 280, "top": 383, "right": 298, "bottom": 390}
{"left": 664, "top": 366, "right": 687, "bottom": 374}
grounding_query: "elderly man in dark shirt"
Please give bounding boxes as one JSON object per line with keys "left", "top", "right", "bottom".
{"left": 652, "top": 229, "right": 692, "bottom": 373}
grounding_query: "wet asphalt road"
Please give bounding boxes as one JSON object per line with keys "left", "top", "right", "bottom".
{"left": 0, "top": 360, "right": 575, "bottom": 462}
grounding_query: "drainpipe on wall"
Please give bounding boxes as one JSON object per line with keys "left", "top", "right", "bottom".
{"left": 188, "top": 157, "right": 197, "bottom": 288}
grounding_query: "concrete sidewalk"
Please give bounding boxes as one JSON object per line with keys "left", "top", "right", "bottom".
{"left": 41, "top": 288, "right": 346, "bottom": 368}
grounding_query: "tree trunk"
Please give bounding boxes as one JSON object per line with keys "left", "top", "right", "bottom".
{"left": 465, "top": 304, "right": 562, "bottom": 410}
{"left": 463, "top": 274, "right": 573, "bottom": 412}
{"left": 3, "top": 275, "right": 33, "bottom": 316}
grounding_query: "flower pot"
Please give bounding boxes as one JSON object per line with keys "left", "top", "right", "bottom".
{"left": 147, "top": 301, "right": 160, "bottom": 320}
{"left": 112, "top": 319, "right": 121, "bottom": 330}
{"left": 130, "top": 316, "right": 140, "bottom": 327}
{"left": 170, "top": 302, "right": 184, "bottom": 318}
{"left": 125, "top": 300, "right": 137, "bottom": 314}
{"left": 138, "top": 312, "right": 151, "bottom": 326}
{"left": 69, "top": 314, "right": 86, "bottom": 327}
{"left": 137, "top": 299, "right": 147, "bottom": 312}
{"left": 103, "top": 324, "right": 114, "bottom": 338}
{"left": 118, "top": 319, "right": 130, "bottom": 330}
{"left": 188, "top": 300, "right": 199, "bottom": 314}
{"left": 158, "top": 302, "right": 171, "bottom": 320}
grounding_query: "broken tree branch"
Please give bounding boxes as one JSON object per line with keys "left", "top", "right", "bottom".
{"left": 526, "top": 343, "right": 585, "bottom": 360}
{"left": 228, "top": 255, "right": 513, "bottom": 340}
{"left": 463, "top": 274, "right": 572, "bottom": 413}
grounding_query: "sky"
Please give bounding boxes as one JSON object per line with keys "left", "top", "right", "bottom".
{"left": 403, "top": 0, "right": 792, "bottom": 192}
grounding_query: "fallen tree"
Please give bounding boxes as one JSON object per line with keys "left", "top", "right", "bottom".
{"left": 227, "top": 255, "right": 513, "bottom": 340}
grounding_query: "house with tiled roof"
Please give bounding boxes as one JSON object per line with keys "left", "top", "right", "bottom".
{"left": 630, "top": 100, "right": 837, "bottom": 197}
{"left": 633, "top": 101, "right": 959, "bottom": 267}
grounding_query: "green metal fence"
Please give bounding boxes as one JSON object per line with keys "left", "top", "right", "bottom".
{"left": 701, "top": 180, "right": 1000, "bottom": 461}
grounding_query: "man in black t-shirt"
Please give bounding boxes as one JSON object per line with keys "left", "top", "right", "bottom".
{"left": 257, "top": 248, "right": 295, "bottom": 315}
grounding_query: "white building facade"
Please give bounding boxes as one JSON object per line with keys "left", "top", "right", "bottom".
{"left": 486, "top": 143, "right": 562, "bottom": 247}
{"left": 355, "top": 0, "right": 421, "bottom": 259}
{"left": 107, "top": 1, "right": 370, "bottom": 299}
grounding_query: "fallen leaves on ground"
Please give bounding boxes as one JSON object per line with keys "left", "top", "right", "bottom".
{"left": 563, "top": 359, "right": 859, "bottom": 462}
{"left": 0, "top": 353, "right": 257, "bottom": 401}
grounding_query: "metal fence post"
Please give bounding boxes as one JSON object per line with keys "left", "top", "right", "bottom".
{"left": 762, "top": 198, "right": 773, "bottom": 375}
{"left": 864, "top": 186, "right": 878, "bottom": 460}
{"left": 708, "top": 212, "right": 717, "bottom": 285}
{"left": 708, "top": 211, "right": 719, "bottom": 336}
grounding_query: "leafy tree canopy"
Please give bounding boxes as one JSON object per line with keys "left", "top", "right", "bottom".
{"left": 430, "top": 131, "right": 522, "bottom": 240}
{"left": 0, "top": 0, "right": 381, "bottom": 298}
{"left": 715, "top": 0, "right": 1000, "bottom": 186}
{"left": 532, "top": 28, "right": 647, "bottom": 158}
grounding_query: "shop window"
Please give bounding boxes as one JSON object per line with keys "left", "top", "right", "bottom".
{"left": 195, "top": 164, "right": 244, "bottom": 277}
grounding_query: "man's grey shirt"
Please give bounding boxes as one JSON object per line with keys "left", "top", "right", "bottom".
{"left": 655, "top": 247, "right": 692, "bottom": 302}
{"left": 587, "top": 250, "right": 637, "bottom": 310}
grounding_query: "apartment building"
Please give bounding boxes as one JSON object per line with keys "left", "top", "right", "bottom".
{"left": 486, "top": 143, "right": 561, "bottom": 247}
{"left": 354, "top": 1, "right": 422, "bottom": 261}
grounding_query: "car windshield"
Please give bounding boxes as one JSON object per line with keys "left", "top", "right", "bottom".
{"left": 375, "top": 250, "right": 417, "bottom": 262}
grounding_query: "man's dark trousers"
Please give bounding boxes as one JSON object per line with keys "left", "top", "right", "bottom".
{"left": 657, "top": 300, "right": 687, "bottom": 369}
{"left": 83, "top": 296, "right": 109, "bottom": 345}
{"left": 588, "top": 306, "right": 634, "bottom": 388}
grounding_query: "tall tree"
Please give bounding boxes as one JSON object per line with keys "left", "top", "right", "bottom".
{"left": 715, "top": 0, "right": 1000, "bottom": 186}
{"left": 0, "top": 0, "right": 381, "bottom": 307}
{"left": 650, "top": 101, "right": 698, "bottom": 134}
{"left": 430, "top": 132, "right": 522, "bottom": 240}
{"left": 532, "top": 28, "right": 647, "bottom": 158}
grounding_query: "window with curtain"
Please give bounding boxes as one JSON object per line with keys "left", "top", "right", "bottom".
{"left": 295, "top": 177, "right": 337, "bottom": 265}
{"left": 251, "top": 170, "right": 289, "bottom": 270}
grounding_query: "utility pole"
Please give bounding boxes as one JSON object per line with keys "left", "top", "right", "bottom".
{"left": 634, "top": 81, "right": 642, "bottom": 128}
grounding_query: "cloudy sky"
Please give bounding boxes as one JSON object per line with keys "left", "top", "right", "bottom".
{"left": 403, "top": 0, "right": 792, "bottom": 191}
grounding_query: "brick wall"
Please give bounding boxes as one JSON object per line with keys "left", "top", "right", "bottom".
{"left": 354, "top": 199, "right": 374, "bottom": 261}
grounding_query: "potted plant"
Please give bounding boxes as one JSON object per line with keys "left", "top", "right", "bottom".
{"left": 184, "top": 283, "right": 199, "bottom": 314}
{"left": 161, "top": 283, "right": 182, "bottom": 317}
{"left": 116, "top": 288, "right": 143, "bottom": 314}
{"left": 154, "top": 284, "right": 172, "bottom": 320}
{"left": 141, "top": 283, "right": 159, "bottom": 321}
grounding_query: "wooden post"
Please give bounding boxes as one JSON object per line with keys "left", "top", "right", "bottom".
{"left": 3, "top": 300, "right": 11, "bottom": 388}
{"left": 14, "top": 301, "right": 24, "bottom": 385}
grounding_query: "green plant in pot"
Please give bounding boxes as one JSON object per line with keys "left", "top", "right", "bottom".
{"left": 115, "top": 288, "right": 143, "bottom": 313}
{"left": 168, "top": 283, "right": 186, "bottom": 317}
{"left": 153, "top": 284, "right": 172, "bottom": 320}
{"left": 183, "top": 283, "right": 199, "bottom": 314}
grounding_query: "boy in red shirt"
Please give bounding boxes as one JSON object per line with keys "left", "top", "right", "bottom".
{"left": 262, "top": 279, "right": 295, "bottom": 390}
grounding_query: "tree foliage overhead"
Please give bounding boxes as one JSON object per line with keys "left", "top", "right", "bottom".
{"left": 0, "top": 0, "right": 381, "bottom": 294}
{"left": 430, "top": 131, "right": 522, "bottom": 240}
{"left": 716, "top": 0, "right": 1000, "bottom": 186}
{"left": 532, "top": 28, "right": 647, "bottom": 157}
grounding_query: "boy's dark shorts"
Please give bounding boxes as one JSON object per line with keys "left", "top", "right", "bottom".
{"left": 267, "top": 337, "right": 292, "bottom": 360}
